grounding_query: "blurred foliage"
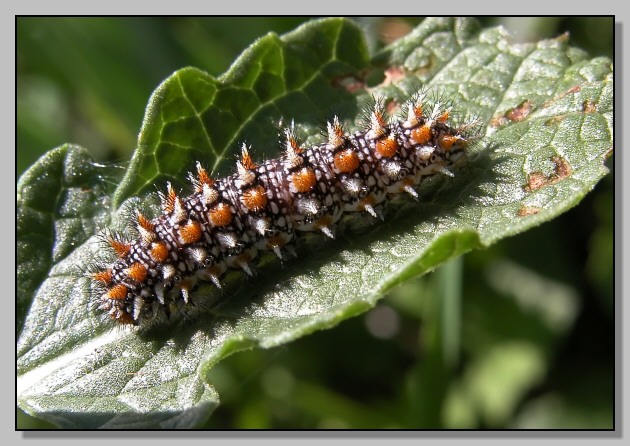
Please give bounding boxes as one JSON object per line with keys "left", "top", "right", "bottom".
{"left": 17, "top": 17, "right": 614, "bottom": 429}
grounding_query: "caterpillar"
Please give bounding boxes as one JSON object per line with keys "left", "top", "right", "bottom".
{"left": 91, "top": 93, "right": 475, "bottom": 326}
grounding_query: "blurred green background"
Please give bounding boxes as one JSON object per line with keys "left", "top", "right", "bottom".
{"left": 17, "top": 17, "right": 614, "bottom": 429}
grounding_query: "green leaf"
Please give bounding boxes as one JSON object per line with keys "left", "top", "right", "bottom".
{"left": 16, "top": 145, "right": 113, "bottom": 334}
{"left": 17, "top": 17, "right": 612, "bottom": 428}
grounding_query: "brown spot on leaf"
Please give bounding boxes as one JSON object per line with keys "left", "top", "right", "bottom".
{"left": 552, "top": 156, "right": 572, "bottom": 179}
{"left": 582, "top": 100, "right": 597, "bottom": 113}
{"left": 524, "top": 172, "right": 549, "bottom": 192}
{"left": 491, "top": 100, "right": 534, "bottom": 128}
{"left": 517, "top": 205, "right": 541, "bottom": 217}
{"left": 524, "top": 156, "right": 573, "bottom": 192}
{"left": 506, "top": 100, "right": 533, "bottom": 122}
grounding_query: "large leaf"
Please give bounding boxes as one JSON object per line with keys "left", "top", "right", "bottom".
{"left": 17, "top": 17, "right": 612, "bottom": 428}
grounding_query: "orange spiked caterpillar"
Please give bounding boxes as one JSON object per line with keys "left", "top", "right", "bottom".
{"left": 94, "top": 94, "right": 473, "bottom": 326}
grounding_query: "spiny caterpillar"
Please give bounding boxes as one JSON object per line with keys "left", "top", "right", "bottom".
{"left": 91, "top": 93, "right": 475, "bottom": 326}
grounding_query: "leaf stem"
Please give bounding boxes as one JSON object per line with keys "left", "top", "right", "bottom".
{"left": 438, "top": 256, "right": 463, "bottom": 369}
